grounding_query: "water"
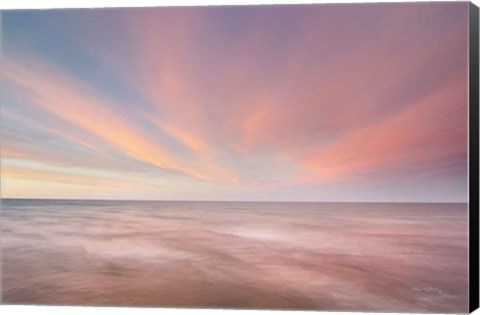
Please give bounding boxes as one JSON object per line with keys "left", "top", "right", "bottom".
{"left": 1, "top": 199, "right": 468, "bottom": 312}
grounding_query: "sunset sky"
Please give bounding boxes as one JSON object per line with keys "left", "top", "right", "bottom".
{"left": 0, "top": 2, "right": 469, "bottom": 202}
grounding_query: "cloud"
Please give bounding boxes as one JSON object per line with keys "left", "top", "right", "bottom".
{"left": 301, "top": 73, "right": 467, "bottom": 182}
{"left": 0, "top": 3, "right": 469, "bottom": 201}
{"left": 1, "top": 55, "right": 238, "bottom": 183}
{"left": 1, "top": 166, "right": 159, "bottom": 189}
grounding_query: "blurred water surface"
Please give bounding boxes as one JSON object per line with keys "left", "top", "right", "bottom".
{"left": 1, "top": 199, "right": 468, "bottom": 312}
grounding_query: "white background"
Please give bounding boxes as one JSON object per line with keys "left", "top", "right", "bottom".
{"left": 0, "top": 0, "right": 479, "bottom": 315}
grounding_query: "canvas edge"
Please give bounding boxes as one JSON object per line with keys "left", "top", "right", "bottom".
{"left": 469, "top": 1, "right": 479, "bottom": 314}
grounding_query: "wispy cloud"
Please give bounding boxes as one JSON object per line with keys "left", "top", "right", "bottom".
{"left": 2, "top": 55, "right": 238, "bottom": 183}
{"left": 0, "top": 3, "right": 469, "bottom": 201}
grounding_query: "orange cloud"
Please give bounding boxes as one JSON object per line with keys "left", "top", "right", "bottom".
{"left": 1, "top": 56, "right": 235, "bottom": 183}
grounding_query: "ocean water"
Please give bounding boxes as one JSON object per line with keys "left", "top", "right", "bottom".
{"left": 1, "top": 199, "right": 468, "bottom": 312}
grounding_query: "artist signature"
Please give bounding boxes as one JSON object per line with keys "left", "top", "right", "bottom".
{"left": 411, "top": 286, "right": 443, "bottom": 294}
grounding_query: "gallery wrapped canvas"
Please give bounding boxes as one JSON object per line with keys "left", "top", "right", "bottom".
{"left": 1, "top": 1, "right": 479, "bottom": 313}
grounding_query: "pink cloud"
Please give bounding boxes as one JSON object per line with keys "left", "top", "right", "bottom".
{"left": 301, "top": 72, "right": 467, "bottom": 182}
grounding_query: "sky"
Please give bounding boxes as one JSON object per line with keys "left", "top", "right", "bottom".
{"left": 0, "top": 2, "right": 470, "bottom": 202}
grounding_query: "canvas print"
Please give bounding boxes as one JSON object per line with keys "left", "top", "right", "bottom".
{"left": 0, "top": 2, "right": 477, "bottom": 313}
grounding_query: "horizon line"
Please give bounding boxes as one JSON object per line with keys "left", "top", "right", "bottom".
{"left": 0, "top": 197, "right": 469, "bottom": 204}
